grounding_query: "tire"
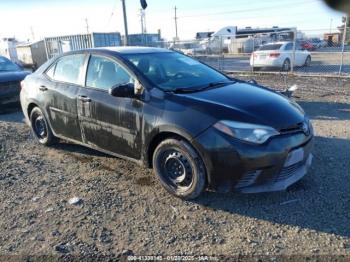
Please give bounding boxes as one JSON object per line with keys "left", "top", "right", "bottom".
{"left": 30, "top": 107, "right": 56, "bottom": 146}
{"left": 152, "top": 138, "right": 206, "bottom": 199}
{"left": 282, "top": 59, "right": 291, "bottom": 72}
{"left": 252, "top": 67, "right": 261, "bottom": 72}
{"left": 304, "top": 56, "right": 311, "bottom": 67}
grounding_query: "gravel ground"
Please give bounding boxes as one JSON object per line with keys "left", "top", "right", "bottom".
{"left": 0, "top": 75, "right": 349, "bottom": 261}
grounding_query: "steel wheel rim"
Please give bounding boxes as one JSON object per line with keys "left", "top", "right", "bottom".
{"left": 34, "top": 116, "right": 47, "bottom": 139}
{"left": 158, "top": 149, "right": 193, "bottom": 191}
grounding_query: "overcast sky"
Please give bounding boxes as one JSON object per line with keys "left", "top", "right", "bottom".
{"left": 0, "top": 0, "right": 346, "bottom": 41}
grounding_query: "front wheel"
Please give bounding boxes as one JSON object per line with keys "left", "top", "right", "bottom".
{"left": 153, "top": 138, "right": 206, "bottom": 199}
{"left": 30, "top": 107, "right": 56, "bottom": 146}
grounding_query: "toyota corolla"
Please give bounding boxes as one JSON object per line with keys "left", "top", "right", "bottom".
{"left": 20, "top": 47, "right": 313, "bottom": 199}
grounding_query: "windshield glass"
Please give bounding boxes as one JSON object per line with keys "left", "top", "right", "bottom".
{"left": 258, "top": 44, "right": 283, "bottom": 51}
{"left": 122, "top": 52, "right": 230, "bottom": 91}
{"left": 0, "top": 57, "right": 20, "bottom": 71}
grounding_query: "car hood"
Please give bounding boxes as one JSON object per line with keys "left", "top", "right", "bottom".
{"left": 175, "top": 82, "right": 305, "bottom": 130}
{"left": 0, "top": 70, "right": 30, "bottom": 83}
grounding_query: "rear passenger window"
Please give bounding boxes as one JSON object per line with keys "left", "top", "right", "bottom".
{"left": 284, "top": 43, "right": 293, "bottom": 51}
{"left": 86, "top": 55, "right": 134, "bottom": 90}
{"left": 48, "top": 54, "right": 85, "bottom": 85}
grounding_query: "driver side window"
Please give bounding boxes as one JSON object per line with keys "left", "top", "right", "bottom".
{"left": 86, "top": 55, "right": 134, "bottom": 90}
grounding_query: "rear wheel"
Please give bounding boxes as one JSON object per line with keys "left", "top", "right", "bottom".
{"left": 282, "top": 59, "right": 291, "bottom": 71}
{"left": 30, "top": 107, "right": 56, "bottom": 146}
{"left": 153, "top": 138, "right": 206, "bottom": 199}
{"left": 304, "top": 56, "right": 311, "bottom": 67}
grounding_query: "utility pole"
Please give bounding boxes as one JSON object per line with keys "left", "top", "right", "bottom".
{"left": 139, "top": 9, "right": 147, "bottom": 45}
{"left": 121, "top": 0, "right": 129, "bottom": 46}
{"left": 30, "top": 26, "right": 35, "bottom": 41}
{"left": 85, "top": 18, "right": 90, "bottom": 34}
{"left": 339, "top": 16, "right": 349, "bottom": 75}
{"left": 174, "top": 6, "right": 178, "bottom": 41}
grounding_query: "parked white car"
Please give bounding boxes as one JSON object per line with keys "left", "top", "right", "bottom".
{"left": 250, "top": 42, "right": 311, "bottom": 71}
{"left": 169, "top": 42, "right": 206, "bottom": 56}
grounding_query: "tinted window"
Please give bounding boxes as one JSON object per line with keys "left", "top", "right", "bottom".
{"left": 86, "top": 56, "right": 133, "bottom": 90}
{"left": 51, "top": 54, "right": 85, "bottom": 84}
{"left": 122, "top": 52, "right": 229, "bottom": 91}
{"left": 258, "top": 44, "right": 282, "bottom": 51}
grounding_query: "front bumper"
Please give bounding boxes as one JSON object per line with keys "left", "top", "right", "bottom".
{"left": 237, "top": 153, "right": 313, "bottom": 193}
{"left": 193, "top": 127, "right": 314, "bottom": 193}
{"left": 0, "top": 81, "right": 21, "bottom": 106}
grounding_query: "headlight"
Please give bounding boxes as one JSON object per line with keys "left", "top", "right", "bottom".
{"left": 213, "top": 120, "right": 279, "bottom": 144}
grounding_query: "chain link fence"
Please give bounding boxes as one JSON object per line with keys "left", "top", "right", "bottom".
{"left": 152, "top": 27, "right": 350, "bottom": 78}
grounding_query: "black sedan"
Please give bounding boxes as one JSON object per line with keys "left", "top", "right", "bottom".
{"left": 20, "top": 47, "right": 313, "bottom": 199}
{"left": 0, "top": 56, "right": 30, "bottom": 108}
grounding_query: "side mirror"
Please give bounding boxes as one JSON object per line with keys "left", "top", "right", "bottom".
{"left": 108, "top": 83, "right": 135, "bottom": 98}
{"left": 281, "top": 85, "right": 298, "bottom": 98}
{"left": 248, "top": 79, "right": 258, "bottom": 85}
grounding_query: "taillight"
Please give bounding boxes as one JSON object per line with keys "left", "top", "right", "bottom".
{"left": 252, "top": 52, "right": 258, "bottom": 58}
{"left": 269, "top": 52, "right": 280, "bottom": 58}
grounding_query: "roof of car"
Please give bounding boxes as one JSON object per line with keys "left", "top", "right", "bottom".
{"left": 95, "top": 46, "right": 172, "bottom": 54}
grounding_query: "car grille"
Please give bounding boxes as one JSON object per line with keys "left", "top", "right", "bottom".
{"left": 275, "top": 159, "right": 305, "bottom": 182}
{"left": 236, "top": 158, "right": 306, "bottom": 189}
{"left": 0, "top": 81, "right": 20, "bottom": 90}
{"left": 279, "top": 122, "right": 304, "bottom": 134}
{"left": 235, "top": 170, "right": 261, "bottom": 189}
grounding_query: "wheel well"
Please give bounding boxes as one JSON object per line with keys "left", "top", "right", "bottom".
{"left": 27, "top": 103, "right": 38, "bottom": 118}
{"left": 147, "top": 132, "right": 187, "bottom": 168}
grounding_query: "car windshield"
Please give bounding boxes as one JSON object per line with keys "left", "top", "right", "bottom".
{"left": 0, "top": 57, "right": 20, "bottom": 71}
{"left": 258, "top": 44, "right": 283, "bottom": 51}
{"left": 122, "top": 52, "right": 230, "bottom": 91}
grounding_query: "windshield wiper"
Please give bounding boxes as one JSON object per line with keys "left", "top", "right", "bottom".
{"left": 170, "top": 80, "right": 236, "bottom": 94}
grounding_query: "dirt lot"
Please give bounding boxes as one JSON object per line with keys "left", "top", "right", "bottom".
{"left": 0, "top": 75, "right": 349, "bottom": 260}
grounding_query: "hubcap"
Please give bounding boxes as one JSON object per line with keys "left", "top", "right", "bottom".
{"left": 34, "top": 116, "right": 47, "bottom": 139}
{"left": 159, "top": 149, "right": 193, "bottom": 190}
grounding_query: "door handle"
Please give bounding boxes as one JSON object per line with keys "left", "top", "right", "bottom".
{"left": 39, "top": 85, "right": 48, "bottom": 91}
{"left": 78, "top": 95, "right": 91, "bottom": 102}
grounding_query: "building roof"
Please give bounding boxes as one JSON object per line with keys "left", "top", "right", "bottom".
{"left": 16, "top": 40, "right": 44, "bottom": 48}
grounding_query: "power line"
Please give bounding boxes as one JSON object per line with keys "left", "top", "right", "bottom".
{"left": 149, "top": 0, "right": 319, "bottom": 13}
{"left": 178, "top": 0, "right": 319, "bottom": 19}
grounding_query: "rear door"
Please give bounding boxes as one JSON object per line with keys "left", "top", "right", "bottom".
{"left": 295, "top": 43, "right": 308, "bottom": 66}
{"left": 77, "top": 54, "right": 143, "bottom": 160}
{"left": 42, "top": 54, "right": 85, "bottom": 141}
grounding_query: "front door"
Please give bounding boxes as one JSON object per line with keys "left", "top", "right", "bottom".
{"left": 77, "top": 54, "right": 143, "bottom": 160}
